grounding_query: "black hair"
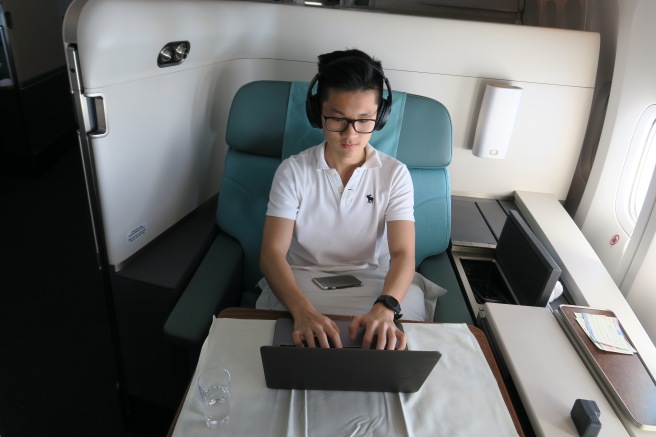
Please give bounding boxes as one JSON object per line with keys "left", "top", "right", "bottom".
{"left": 316, "top": 49, "right": 385, "bottom": 106}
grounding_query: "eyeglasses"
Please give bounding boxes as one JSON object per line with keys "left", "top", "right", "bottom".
{"left": 322, "top": 114, "right": 377, "bottom": 134}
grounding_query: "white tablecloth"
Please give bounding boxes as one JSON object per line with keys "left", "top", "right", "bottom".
{"left": 172, "top": 318, "right": 519, "bottom": 437}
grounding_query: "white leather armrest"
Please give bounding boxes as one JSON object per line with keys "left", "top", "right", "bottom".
{"left": 514, "top": 191, "right": 656, "bottom": 380}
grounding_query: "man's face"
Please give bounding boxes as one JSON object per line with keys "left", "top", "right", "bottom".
{"left": 321, "top": 88, "right": 379, "bottom": 164}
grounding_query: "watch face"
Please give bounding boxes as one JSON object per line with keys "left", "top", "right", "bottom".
{"left": 375, "top": 295, "right": 403, "bottom": 321}
{"left": 377, "top": 295, "right": 400, "bottom": 312}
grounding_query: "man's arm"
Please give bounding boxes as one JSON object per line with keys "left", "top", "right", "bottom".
{"left": 350, "top": 219, "right": 415, "bottom": 350}
{"left": 259, "top": 216, "right": 342, "bottom": 348}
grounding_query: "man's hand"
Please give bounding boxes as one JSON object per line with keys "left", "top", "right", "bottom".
{"left": 349, "top": 304, "right": 407, "bottom": 350}
{"left": 291, "top": 308, "right": 343, "bottom": 348}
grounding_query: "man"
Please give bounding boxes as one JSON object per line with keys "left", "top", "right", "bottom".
{"left": 256, "top": 49, "right": 426, "bottom": 350}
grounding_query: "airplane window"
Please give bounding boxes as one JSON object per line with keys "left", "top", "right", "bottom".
{"left": 630, "top": 119, "right": 656, "bottom": 222}
{"left": 616, "top": 104, "right": 656, "bottom": 235}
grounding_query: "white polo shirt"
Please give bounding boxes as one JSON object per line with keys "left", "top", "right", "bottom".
{"left": 267, "top": 142, "right": 414, "bottom": 271}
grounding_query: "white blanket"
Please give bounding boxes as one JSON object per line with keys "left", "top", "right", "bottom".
{"left": 256, "top": 268, "right": 445, "bottom": 321}
{"left": 171, "top": 318, "right": 519, "bottom": 437}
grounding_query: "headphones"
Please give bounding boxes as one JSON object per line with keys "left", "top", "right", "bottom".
{"left": 305, "top": 60, "right": 393, "bottom": 131}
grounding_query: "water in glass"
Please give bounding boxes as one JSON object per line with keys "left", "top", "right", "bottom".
{"left": 198, "top": 367, "right": 231, "bottom": 430}
{"left": 201, "top": 383, "right": 230, "bottom": 429}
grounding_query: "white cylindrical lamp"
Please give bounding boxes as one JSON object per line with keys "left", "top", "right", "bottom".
{"left": 472, "top": 84, "right": 523, "bottom": 159}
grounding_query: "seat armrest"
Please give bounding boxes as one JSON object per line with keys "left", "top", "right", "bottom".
{"left": 163, "top": 232, "right": 243, "bottom": 348}
{"left": 418, "top": 252, "right": 474, "bottom": 324}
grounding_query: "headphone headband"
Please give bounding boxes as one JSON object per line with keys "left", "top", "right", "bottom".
{"left": 305, "top": 62, "right": 393, "bottom": 131}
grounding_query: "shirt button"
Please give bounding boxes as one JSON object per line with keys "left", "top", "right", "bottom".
{"left": 338, "top": 187, "right": 344, "bottom": 193}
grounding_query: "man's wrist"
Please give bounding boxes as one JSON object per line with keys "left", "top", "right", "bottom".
{"left": 372, "top": 302, "right": 395, "bottom": 321}
{"left": 286, "top": 295, "right": 317, "bottom": 319}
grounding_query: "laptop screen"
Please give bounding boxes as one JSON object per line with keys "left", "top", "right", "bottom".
{"left": 495, "top": 210, "right": 561, "bottom": 307}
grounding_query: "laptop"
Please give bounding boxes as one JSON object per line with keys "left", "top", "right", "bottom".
{"left": 455, "top": 210, "right": 561, "bottom": 308}
{"left": 260, "top": 318, "right": 441, "bottom": 392}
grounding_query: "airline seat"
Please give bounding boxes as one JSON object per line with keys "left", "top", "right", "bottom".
{"left": 163, "top": 80, "right": 473, "bottom": 355}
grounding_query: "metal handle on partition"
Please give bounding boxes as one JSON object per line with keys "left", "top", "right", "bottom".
{"left": 66, "top": 45, "right": 108, "bottom": 138}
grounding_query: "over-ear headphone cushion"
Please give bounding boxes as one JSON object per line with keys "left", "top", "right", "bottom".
{"left": 307, "top": 95, "right": 322, "bottom": 129}
{"left": 376, "top": 100, "right": 390, "bottom": 130}
{"left": 374, "top": 78, "right": 393, "bottom": 131}
{"left": 305, "top": 75, "right": 322, "bottom": 128}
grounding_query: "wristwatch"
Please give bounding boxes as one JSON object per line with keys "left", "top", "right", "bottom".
{"left": 374, "top": 295, "right": 403, "bottom": 320}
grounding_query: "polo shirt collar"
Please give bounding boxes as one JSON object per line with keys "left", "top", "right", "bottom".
{"left": 314, "top": 142, "right": 383, "bottom": 170}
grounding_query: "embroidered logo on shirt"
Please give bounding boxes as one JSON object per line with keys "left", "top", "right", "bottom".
{"left": 366, "top": 194, "right": 374, "bottom": 204}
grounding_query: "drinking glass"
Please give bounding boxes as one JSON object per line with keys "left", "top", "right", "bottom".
{"left": 198, "top": 366, "right": 231, "bottom": 429}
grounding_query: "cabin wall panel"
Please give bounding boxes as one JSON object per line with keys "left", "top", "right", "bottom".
{"left": 84, "top": 58, "right": 316, "bottom": 267}
{"left": 573, "top": 0, "right": 656, "bottom": 345}
{"left": 65, "top": 0, "right": 599, "bottom": 267}
{"left": 382, "top": 71, "right": 594, "bottom": 198}
{"left": 575, "top": 0, "right": 656, "bottom": 278}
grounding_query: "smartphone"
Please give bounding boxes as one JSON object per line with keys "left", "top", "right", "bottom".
{"left": 311, "top": 274, "right": 363, "bottom": 290}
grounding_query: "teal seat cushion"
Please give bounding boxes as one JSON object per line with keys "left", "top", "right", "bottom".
{"left": 412, "top": 168, "right": 451, "bottom": 265}
{"left": 217, "top": 150, "right": 281, "bottom": 291}
{"left": 418, "top": 252, "right": 473, "bottom": 324}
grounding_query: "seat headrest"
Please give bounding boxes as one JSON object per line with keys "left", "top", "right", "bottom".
{"left": 225, "top": 80, "right": 452, "bottom": 168}
{"left": 397, "top": 94, "right": 452, "bottom": 168}
{"left": 225, "top": 81, "right": 290, "bottom": 157}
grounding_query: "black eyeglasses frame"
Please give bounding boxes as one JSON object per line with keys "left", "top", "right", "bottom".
{"left": 321, "top": 114, "right": 378, "bottom": 134}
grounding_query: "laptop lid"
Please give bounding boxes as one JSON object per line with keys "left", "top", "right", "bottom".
{"left": 261, "top": 318, "right": 441, "bottom": 393}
